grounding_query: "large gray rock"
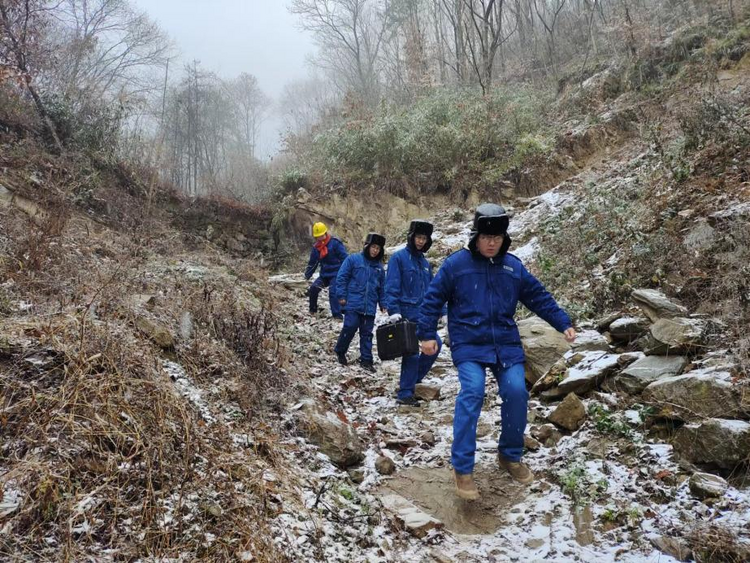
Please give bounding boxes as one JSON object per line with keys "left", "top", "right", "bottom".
{"left": 673, "top": 419, "right": 750, "bottom": 468}
{"left": 294, "top": 399, "right": 364, "bottom": 468}
{"left": 570, "top": 329, "right": 610, "bottom": 352}
{"left": 689, "top": 472, "right": 728, "bottom": 500}
{"left": 380, "top": 493, "right": 444, "bottom": 538}
{"left": 548, "top": 393, "right": 586, "bottom": 431}
{"left": 519, "top": 317, "right": 571, "bottom": 384}
{"left": 683, "top": 219, "right": 717, "bottom": 252}
{"left": 642, "top": 370, "right": 743, "bottom": 420}
{"left": 556, "top": 351, "right": 621, "bottom": 395}
{"left": 632, "top": 289, "right": 689, "bottom": 322}
{"left": 645, "top": 317, "right": 706, "bottom": 355}
{"left": 613, "top": 355, "right": 688, "bottom": 394}
{"left": 608, "top": 316, "right": 650, "bottom": 342}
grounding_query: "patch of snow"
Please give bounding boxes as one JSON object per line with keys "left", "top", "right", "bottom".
{"left": 162, "top": 361, "right": 215, "bottom": 424}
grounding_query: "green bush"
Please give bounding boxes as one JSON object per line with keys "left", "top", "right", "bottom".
{"left": 42, "top": 94, "right": 126, "bottom": 157}
{"left": 276, "top": 168, "right": 309, "bottom": 194}
{"left": 310, "top": 86, "right": 553, "bottom": 190}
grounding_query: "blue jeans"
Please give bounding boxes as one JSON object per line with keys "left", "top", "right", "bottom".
{"left": 398, "top": 333, "right": 442, "bottom": 400}
{"left": 452, "top": 361, "right": 528, "bottom": 474}
{"left": 334, "top": 313, "right": 375, "bottom": 362}
{"left": 309, "top": 275, "right": 341, "bottom": 317}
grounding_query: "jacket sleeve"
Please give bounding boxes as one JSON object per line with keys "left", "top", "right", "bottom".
{"left": 384, "top": 253, "right": 402, "bottom": 314}
{"left": 304, "top": 247, "right": 319, "bottom": 280}
{"left": 418, "top": 262, "right": 452, "bottom": 341}
{"left": 336, "top": 256, "right": 353, "bottom": 301}
{"left": 519, "top": 264, "right": 572, "bottom": 333}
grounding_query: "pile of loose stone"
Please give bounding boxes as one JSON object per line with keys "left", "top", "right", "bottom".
{"left": 524, "top": 287, "right": 749, "bottom": 477}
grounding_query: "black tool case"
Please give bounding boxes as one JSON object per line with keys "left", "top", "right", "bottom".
{"left": 376, "top": 319, "right": 419, "bottom": 361}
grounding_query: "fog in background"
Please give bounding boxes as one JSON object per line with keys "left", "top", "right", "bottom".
{"left": 130, "top": 0, "right": 314, "bottom": 158}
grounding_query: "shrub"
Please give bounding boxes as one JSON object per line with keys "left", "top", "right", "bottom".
{"left": 310, "top": 85, "right": 554, "bottom": 191}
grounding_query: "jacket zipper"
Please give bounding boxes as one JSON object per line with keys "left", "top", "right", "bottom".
{"left": 488, "top": 258, "right": 498, "bottom": 359}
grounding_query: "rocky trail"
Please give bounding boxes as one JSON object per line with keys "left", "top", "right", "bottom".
{"left": 265, "top": 180, "right": 750, "bottom": 562}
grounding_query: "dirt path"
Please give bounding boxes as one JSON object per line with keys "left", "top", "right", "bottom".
{"left": 268, "top": 185, "right": 750, "bottom": 562}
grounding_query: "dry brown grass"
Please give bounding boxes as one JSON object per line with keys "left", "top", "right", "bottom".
{"left": 0, "top": 177, "right": 294, "bottom": 560}
{"left": 688, "top": 523, "right": 750, "bottom": 563}
{"left": 0, "top": 317, "right": 287, "bottom": 561}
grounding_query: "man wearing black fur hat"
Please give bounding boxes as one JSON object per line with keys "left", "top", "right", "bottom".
{"left": 385, "top": 220, "right": 443, "bottom": 406}
{"left": 418, "top": 204, "right": 576, "bottom": 500}
{"left": 334, "top": 233, "right": 387, "bottom": 372}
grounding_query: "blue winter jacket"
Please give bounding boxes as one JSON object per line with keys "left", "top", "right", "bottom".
{"left": 336, "top": 252, "right": 386, "bottom": 316}
{"left": 304, "top": 237, "right": 348, "bottom": 280}
{"left": 384, "top": 247, "right": 434, "bottom": 316}
{"left": 418, "top": 249, "right": 572, "bottom": 367}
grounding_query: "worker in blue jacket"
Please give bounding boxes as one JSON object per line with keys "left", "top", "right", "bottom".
{"left": 385, "top": 220, "right": 442, "bottom": 406}
{"left": 418, "top": 203, "right": 576, "bottom": 501}
{"left": 334, "top": 233, "right": 387, "bottom": 372}
{"left": 305, "top": 222, "right": 348, "bottom": 319}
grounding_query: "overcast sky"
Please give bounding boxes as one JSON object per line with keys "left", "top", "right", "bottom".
{"left": 130, "top": 0, "right": 316, "bottom": 158}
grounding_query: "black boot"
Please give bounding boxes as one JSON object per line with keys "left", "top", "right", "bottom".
{"left": 359, "top": 359, "right": 375, "bottom": 373}
{"left": 336, "top": 353, "right": 348, "bottom": 366}
{"left": 396, "top": 396, "right": 421, "bottom": 407}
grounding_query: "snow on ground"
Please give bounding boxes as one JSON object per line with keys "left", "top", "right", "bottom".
{"left": 261, "top": 198, "right": 750, "bottom": 562}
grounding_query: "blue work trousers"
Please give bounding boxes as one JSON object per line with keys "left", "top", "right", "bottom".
{"left": 334, "top": 313, "right": 375, "bottom": 362}
{"left": 452, "top": 361, "right": 528, "bottom": 474}
{"left": 309, "top": 275, "right": 341, "bottom": 317}
{"left": 398, "top": 334, "right": 442, "bottom": 400}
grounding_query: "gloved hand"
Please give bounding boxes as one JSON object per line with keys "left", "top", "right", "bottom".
{"left": 388, "top": 313, "right": 402, "bottom": 323}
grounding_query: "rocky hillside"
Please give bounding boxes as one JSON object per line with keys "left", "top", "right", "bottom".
{"left": 264, "top": 201, "right": 750, "bottom": 562}
{"left": 1, "top": 11, "right": 749, "bottom": 563}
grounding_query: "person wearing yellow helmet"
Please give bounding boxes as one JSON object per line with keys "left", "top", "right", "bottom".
{"left": 305, "top": 222, "right": 348, "bottom": 319}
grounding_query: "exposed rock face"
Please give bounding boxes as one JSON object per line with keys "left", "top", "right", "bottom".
{"left": 519, "top": 317, "right": 571, "bottom": 384}
{"left": 673, "top": 419, "right": 750, "bottom": 468}
{"left": 379, "top": 493, "right": 444, "bottom": 539}
{"left": 689, "top": 472, "right": 728, "bottom": 500}
{"left": 612, "top": 355, "right": 688, "bottom": 394}
{"left": 631, "top": 289, "right": 689, "bottom": 322}
{"left": 556, "top": 351, "right": 621, "bottom": 395}
{"left": 608, "top": 316, "right": 650, "bottom": 341}
{"left": 645, "top": 317, "right": 706, "bottom": 355}
{"left": 642, "top": 370, "right": 743, "bottom": 420}
{"left": 294, "top": 399, "right": 364, "bottom": 468}
{"left": 548, "top": 393, "right": 587, "bottom": 431}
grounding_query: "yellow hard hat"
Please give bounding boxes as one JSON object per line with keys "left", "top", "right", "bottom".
{"left": 312, "top": 222, "right": 328, "bottom": 237}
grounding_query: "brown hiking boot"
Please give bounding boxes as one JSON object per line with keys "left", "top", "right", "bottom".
{"left": 498, "top": 455, "right": 534, "bottom": 484}
{"left": 453, "top": 470, "right": 480, "bottom": 500}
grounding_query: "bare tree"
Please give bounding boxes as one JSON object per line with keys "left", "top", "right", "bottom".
{"left": 290, "top": 0, "right": 393, "bottom": 103}
{"left": 0, "top": 0, "right": 63, "bottom": 151}
{"left": 463, "top": 0, "right": 516, "bottom": 94}
{"left": 532, "top": 0, "right": 568, "bottom": 75}
{"left": 225, "top": 73, "right": 270, "bottom": 159}
{"left": 279, "top": 75, "right": 340, "bottom": 137}
{"left": 50, "top": 0, "right": 171, "bottom": 106}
